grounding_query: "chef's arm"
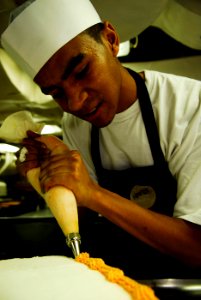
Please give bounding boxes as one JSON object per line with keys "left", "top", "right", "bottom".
{"left": 19, "top": 134, "right": 201, "bottom": 267}
{"left": 39, "top": 146, "right": 201, "bottom": 267}
{"left": 86, "top": 185, "right": 201, "bottom": 267}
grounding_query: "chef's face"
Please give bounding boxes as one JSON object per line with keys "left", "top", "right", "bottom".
{"left": 34, "top": 22, "right": 125, "bottom": 128}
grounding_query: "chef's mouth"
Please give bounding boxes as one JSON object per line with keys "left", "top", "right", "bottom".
{"left": 82, "top": 102, "right": 102, "bottom": 120}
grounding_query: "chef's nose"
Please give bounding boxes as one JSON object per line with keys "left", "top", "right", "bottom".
{"left": 63, "top": 82, "right": 88, "bottom": 111}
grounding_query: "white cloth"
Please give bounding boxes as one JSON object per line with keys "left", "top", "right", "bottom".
{"left": 1, "top": 0, "right": 101, "bottom": 78}
{"left": 153, "top": 0, "right": 201, "bottom": 50}
{"left": 62, "top": 70, "right": 201, "bottom": 225}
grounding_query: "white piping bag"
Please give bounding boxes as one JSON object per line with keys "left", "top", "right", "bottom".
{"left": 0, "top": 111, "right": 81, "bottom": 257}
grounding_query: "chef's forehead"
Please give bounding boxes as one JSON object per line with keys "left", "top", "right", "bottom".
{"left": 1, "top": 0, "right": 102, "bottom": 79}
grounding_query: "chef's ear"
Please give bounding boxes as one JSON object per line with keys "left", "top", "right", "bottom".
{"left": 102, "top": 21, "right": 120, "bottom": 56}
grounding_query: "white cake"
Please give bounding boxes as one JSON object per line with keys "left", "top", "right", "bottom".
{"left": 0, "top": 254, "right": 157, "bottom": 300}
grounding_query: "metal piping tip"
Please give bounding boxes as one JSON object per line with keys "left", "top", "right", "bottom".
{"left": 66, "top": 232, "right": 81, "bottom": 258}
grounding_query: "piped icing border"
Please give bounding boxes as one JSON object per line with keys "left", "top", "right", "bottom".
{"left": 75, "top": 253, "right": 158, "bottom": 300}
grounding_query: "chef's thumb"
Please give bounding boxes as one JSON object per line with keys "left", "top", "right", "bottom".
{"left": 26, "top": 130, "right": 41, "bottom": 138}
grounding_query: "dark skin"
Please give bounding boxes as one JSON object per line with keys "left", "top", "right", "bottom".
{"left": 18, "top": 22, "right": 201, "bottom": 267}
{"left": 34, "top": 22, "right": 137, "bottom": 127}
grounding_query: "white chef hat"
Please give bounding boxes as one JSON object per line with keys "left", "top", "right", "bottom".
{"left": 1, "top": 0, "right": 101, "bottom": 79}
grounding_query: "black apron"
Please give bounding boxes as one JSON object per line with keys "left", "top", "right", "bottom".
{"left": 91, "top": 69, "right": 177, "bottom": 216}
{"left": 80, "top": 69, "right": 196, "bottom": 279}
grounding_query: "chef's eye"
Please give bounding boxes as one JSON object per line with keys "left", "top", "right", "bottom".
{"left": 75, "top": 64, "right": 89, "bottom": 80}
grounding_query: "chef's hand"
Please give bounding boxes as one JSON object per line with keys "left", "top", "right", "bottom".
{"left": 16, "top": 131, "right": 50, "bottom": 176}
{"left": 32, "top": 134, "right": 98, "bottom": 207}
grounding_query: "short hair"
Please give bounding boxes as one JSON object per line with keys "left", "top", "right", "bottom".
{"left": 83, "top": 22, "right": 104, "bottom": 43}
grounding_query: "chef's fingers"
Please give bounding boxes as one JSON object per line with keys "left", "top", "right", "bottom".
{"left": 39, "top": 150, "right": 85, "bottom": 193}
{"left": 26, "top": 130, "right": 41, "bottom": 138}
{"left": 22, "top": 137, "right": 48, "bottom": 150}
{"left": 35, "top": 134, "right": 70, "bottom": 153}
{"left": 16, "top": 151, "right": 51, "bottom": 176}
{"left": 23, "top": 131, "right": 49, "bottom": 154}
{"left": 38, "top": 150, "right": 96, "bottom": 207}
{"left": 17, "top": 159, "right": 40, "bottom": 177}
{"left": 16, "top": 144, "right": 50, "bottom": 177}
{"left": 38, "top": 152, "right": 74, "bottom": 192}
{"left": 16, "top": 141, "right": 50, "bottom": 161}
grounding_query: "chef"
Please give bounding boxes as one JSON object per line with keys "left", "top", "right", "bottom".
{"left": 1, "top": 0, "right": 201, "bottom": 279}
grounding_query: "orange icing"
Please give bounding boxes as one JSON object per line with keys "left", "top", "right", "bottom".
{"left": 75, "top": 253, "right": 158, "bottom": 300}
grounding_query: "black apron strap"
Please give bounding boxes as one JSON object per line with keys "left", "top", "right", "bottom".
{"left": 91, "top": 68, "right": 167, "bottom": 169}
{"left": 126, "top": 68, "right": 167, "bottom": 168}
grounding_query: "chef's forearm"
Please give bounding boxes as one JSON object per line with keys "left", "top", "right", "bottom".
{"left": 89, "top": 186, "right": 201, "bottom": 267}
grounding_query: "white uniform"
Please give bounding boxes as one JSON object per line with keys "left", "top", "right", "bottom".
{"left": 62, "top": 70, "right": 201, "bottom": 226}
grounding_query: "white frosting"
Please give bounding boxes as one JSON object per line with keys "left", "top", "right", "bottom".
{"left": 0, "top": 256, "right": 131, "bottom": 300}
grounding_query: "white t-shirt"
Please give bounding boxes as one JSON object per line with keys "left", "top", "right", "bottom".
{"left": 62, "top": 70, "right": 201, "bottom": 226}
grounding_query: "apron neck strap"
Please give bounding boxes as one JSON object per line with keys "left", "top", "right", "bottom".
{"left": 127, "top": 68, "right": 167, "bottom": 167}
{"left": 91, "top": 68, "right": 167, "bottom": 168}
